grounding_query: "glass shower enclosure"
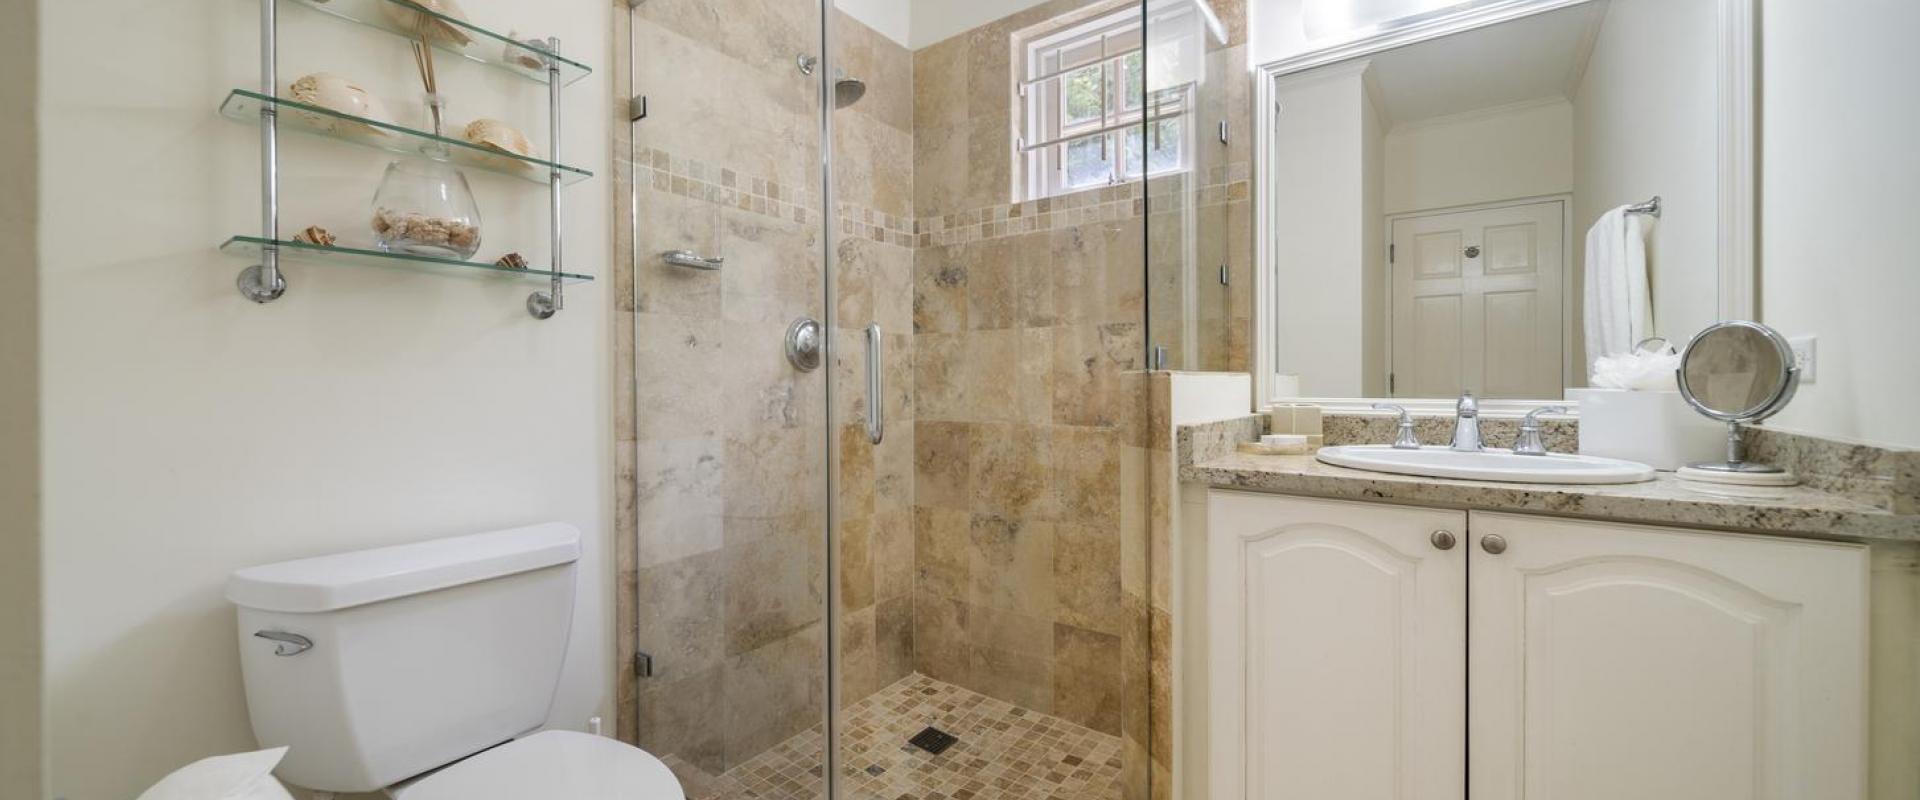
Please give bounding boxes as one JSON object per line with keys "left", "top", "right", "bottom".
{"left": 619, "top": 1, "right": 1172, "bottom": 796}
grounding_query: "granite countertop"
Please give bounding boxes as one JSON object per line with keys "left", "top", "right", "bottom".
{"left": 1182, "top": 452, "right": 1920, "bottom": 542}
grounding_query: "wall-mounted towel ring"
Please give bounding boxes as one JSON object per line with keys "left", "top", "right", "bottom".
{"left": 1625, "top": 196, "right": 1661, "bottom": 217}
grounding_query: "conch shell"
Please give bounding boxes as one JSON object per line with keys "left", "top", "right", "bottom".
{"left": 383, "top": 0, "right": 474, "bottom": 48}
{"left": 287, "top": 73, "right": 391, "bottom": 137}
{"left": 463, "top": 118, "right": 534, "bottom": 159}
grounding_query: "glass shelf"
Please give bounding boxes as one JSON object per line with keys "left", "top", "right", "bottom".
{"left": 221, "top": 235, "right": 596, "bottom": 282}
{"left": 221, "top": 90, "right": 592, "bottom": 186}
{"left": 288, "top": 0, "right": 591, "bottom": 85}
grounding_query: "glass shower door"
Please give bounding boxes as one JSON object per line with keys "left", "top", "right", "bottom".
{"left": 625, "top": 1, "right": 833, "bottom": 797}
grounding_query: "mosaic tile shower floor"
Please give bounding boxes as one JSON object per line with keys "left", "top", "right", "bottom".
{"left": 665, "top": 673, "right": 1125, "bottom": 800}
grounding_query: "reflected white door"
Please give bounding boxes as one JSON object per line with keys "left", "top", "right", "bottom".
{"left": 1207, "top": 491, "right": 1466, "bottom": 800}
{"left": 1468, "top": 512, "right": 1868, "bottom": 800}
{"left": 1390, "top": 201, "right": 1564, "bottom": 398}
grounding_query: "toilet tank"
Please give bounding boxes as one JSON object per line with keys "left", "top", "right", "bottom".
{"left": 226, "top": 523, "right": 581, "bottom": 794}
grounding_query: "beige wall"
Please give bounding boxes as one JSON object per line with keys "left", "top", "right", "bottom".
{"left": 1572, "top": 0, "right": 1718, "bottom": 379}
{"left": 37, "top": 1, "right": 615, "bottom": 797}
{"left": 1761, "top": 0, "right": 1920, "bottom": 448}
{"left": 1269, "top": 64, "right": 1374, "bottom": 396}
{"left": 1, "top": 0, "right": 43, "bottom": 796}
{"left": 1386, "top": 99, "right": 1573, "bottom": 215}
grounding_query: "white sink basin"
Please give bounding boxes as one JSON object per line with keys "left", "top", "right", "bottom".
{"left": 1316, "top": 445, "right": 1656, "bottom": 485}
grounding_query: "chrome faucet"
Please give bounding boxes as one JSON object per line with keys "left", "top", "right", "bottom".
{"left": 1450, "top": 392, "right": 1483, "bottom": 452}
{"left": 1372, "top": 403, "right": 1421, "bottom": 450}
{"left": 1513, "top": 406, "right": 1570, "bottom": 456}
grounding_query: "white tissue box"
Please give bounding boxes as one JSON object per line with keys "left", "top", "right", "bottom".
{"left": 1568, "top": 388, "right": 1725, "bottom": 471}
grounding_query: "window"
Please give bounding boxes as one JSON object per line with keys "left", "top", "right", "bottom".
{"left": 1015, "top": 2, "right": 1202, "bottom": 201}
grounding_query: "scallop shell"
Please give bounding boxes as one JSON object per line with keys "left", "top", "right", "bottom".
{"left": 287, "top": 73, "right": 391, "bottom": 137}
{"left": 463, "top": 119, "right": 533, "bottom": 157}
{"left": 382, "top": 0, "right": 474, "bottom": 48}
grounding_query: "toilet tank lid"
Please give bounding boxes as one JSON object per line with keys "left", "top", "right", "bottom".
{"left": 227, "top": 523, "right": 581, "bottom": 613}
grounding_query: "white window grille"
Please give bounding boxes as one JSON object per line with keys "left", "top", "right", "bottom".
{"left": 1014, "top": 1, "right": 1207, "bottom": 201}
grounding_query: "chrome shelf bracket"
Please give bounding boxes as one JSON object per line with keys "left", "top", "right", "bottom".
{"left": 241, "top": 0, "right": 286, "bottom": 304}
{"left": 527, "top": 36, "right": 566, "bottom": 320}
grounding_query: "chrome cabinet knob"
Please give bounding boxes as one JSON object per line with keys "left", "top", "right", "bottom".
{"left": 1430, "top": 530, "right": 1457, "bottom": 551}
{"left": 1480, "top": 534, "right": 1508, "bottom": 555}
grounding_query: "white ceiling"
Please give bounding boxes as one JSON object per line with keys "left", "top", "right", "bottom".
{"left": 839, "top": 0, "right": 1058, "bottom": 50}
{"left": 1360, "top": 2, "right": 1606, "bottom": 128}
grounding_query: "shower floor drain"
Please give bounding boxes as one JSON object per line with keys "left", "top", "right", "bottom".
{"left": 907, "top": 726, "right": 958, "bottom": 755}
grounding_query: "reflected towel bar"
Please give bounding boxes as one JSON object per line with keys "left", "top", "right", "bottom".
{"left": 1626, "top": 196, "right": 1661, "bottom": 217}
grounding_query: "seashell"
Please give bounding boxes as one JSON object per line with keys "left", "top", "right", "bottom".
{"left": 383, "top": 0, "right": 474, "bottom": 48}
{"left": 462, "top": 118, "right": 534, "bottom": 159}
{"left": 291, "top": 225, "right": 337, "bottom": 246}
{"left": 504, "top": 31, "right": 551, "bottom": 71}
{"left": 495, "top": 252, "right": 529, "bottom": 269}
{"left": 288, "top": 73, "right": 391, "bottom": 137}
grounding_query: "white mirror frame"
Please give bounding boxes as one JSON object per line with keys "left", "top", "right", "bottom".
{"left": 1250, "top": 0, "right": 1757, "bottom": 415}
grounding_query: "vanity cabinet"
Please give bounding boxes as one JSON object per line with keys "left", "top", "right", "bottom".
{"left": 1206, "top": 491, "right": 1868, "bottom": 800}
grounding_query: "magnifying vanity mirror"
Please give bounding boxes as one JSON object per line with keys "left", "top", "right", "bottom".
{"left": 1248, "top": 0, "right": 1755, "bottom": 409}
{"left": 1675, "top": 320, "right": 1800, "bottom": 484}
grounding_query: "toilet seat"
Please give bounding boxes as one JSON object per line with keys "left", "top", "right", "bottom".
{"left": 394, "top": 730, "right": 685, "bottom": 800}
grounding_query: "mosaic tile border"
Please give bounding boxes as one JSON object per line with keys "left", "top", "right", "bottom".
{"left": 638, "top": 145, "right": 1253, "bottom": 251}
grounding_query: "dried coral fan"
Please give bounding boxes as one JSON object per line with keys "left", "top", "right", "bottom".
{"left": 383, "top": 0, "right": 473, "bottom": 47}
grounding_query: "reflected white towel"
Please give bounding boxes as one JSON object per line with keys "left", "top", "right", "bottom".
{"left": 1583, "top": 205, "right": 1652, "bottom": 374}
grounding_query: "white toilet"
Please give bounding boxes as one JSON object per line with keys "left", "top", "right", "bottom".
{"left": 226, "top": 523, "right": 684, "bottom": 799}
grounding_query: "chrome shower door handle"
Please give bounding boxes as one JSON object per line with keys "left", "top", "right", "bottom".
{"left": 865, "top": 323, "right": 884, "bottom": 445}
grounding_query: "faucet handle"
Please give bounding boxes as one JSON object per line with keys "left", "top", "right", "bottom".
{"left": 1372, "top": 403, "right": 1421, "bottom": 450}
{"left": 1513, "top": 405, "right": 1570, "bottom": 456}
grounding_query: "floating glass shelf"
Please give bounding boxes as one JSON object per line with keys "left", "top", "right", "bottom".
{"left": 288, "top": 0, "right": 590, "bottom": 85}
{"left": 221, "top": 235, "right": 596, "bottom": 283}
{"left": 221, "top": 90, "right": 592, "bottom": 186}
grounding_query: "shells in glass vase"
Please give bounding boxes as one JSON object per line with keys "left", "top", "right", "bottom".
{"left": 370, "top": 157, "right": 483, "bottom": 260}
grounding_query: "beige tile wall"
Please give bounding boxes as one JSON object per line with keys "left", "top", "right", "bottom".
{"left": 909, "top": 3, "right": 1156, "bottom": 797}
{"left": 615, "top": 1, "right": 1187, "bottom": 795}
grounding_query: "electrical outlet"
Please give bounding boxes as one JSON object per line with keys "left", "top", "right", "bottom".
{"left": 1789, "top": 335, "right": 1817, "bottom": 383}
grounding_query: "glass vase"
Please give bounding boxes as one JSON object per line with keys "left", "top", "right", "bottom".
{"left": 370, "top": 156, "right": 484, "bottom": 260}
{"left": 369, "top": 94, "right": 482, "bottom": 260}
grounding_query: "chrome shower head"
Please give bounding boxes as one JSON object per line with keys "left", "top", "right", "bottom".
{"left": 833, "top": 73, "right": 867, "bottom": 109}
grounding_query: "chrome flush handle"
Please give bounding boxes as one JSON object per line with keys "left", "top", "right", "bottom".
{"left": 254, "top": 630, "right": 314, "bottom": 657}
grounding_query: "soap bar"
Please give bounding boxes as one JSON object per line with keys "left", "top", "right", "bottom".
{"left": 1239, "top": 434, "right": 1313, "bottom": 456}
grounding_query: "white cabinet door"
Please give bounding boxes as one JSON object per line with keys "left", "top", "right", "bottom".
{"left": 1207, "top": 491, "right": 1466, "bottom": 800}
{"left": 1468, "top": 512, "right": 1869, "bottom": 800}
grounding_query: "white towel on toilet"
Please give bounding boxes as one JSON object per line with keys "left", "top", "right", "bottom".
{"left": 1583, "top": 205, "right": 1653, "bottom": 375}
{"left": 136, "top": 747, "right": 295, "bottom": 800}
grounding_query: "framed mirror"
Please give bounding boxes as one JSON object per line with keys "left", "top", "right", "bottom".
{"left": 1251, "top": 0, "right": 1756, "bottom": 411}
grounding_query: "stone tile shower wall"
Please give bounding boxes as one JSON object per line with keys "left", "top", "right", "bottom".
{"left": 910, "top": 1, "right": 1155, "bottom": 796}
{"left": 616, "top": 0, "right": 1159, "bottom": 795}
{"left": 618, "top": 0, "right": 919, "bottom": 780}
